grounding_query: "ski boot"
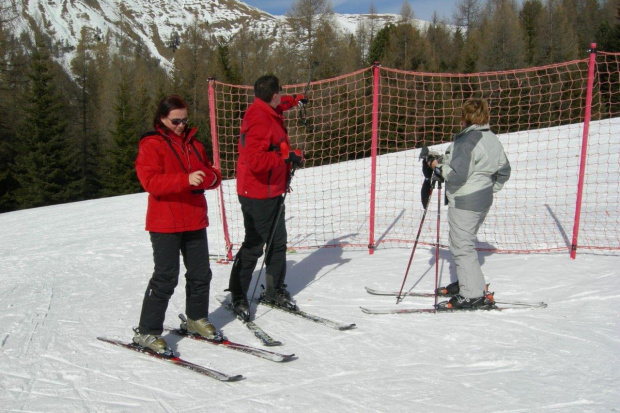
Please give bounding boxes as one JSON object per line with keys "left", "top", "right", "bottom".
{"left": 261, "top": 286, "right": 298, "bottom": 310}
{"left": 436, "top": 281, "right": 459, "bottom": 296}
{"left": 231, "top": 293, "right": 251, "bottom": 322}
{"left": 132, "top": 327, "right": 169, "bottom": 354}
{"left": 180, "top": 316, "right": 218, "bottom": 340}
{"left": 436, "top": 292, "right": 495, "bottom": 310}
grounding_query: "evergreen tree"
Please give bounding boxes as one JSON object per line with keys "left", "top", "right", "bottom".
{"left": 575, "top": 0, "right": 603, "bottom": 50}
{"left": 478, "top": 0, "right": 526, "bottom": 70}
{"left": 103, "top": 69, "right": 142, "bottom": 196}
{"left": 383, "top": 21, "right": 429, "bottom": 71}
{"left": 597, "top": 1, "right": 620, "bottom": 52}
{"left": 426, "top": 13, "right": 459, "bottom": 71}
{"left": 71, "top": 27, "right": 104, "bottom": 200}
{"left": 538, "top": 0, "right": 579, "bottom": 64}
{"left": 13, "top": 37, "right": 81, "bottom": 208}
{"left": 367, "top": 24, "right": 394, "bottom": 65}
{"left": 520, "top": 0, "right": 545, "bottom": 65}
{"left": 0, "top": 21, "right": 25, "bottom": 211}
{"left": 217, "top": 42, "right": 243, "bottom": 84}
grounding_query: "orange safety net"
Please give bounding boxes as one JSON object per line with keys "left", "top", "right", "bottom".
{"left": 208, "top": 51, "right": 619, "bottom": 258}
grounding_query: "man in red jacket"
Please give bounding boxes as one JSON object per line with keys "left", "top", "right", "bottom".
{"left": 227, "top": 75, "right": 307, "bottom": 321}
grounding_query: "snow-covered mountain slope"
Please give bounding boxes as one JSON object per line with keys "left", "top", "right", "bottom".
{"left": 10, "top": 0, "right": 413, "bottom": 71}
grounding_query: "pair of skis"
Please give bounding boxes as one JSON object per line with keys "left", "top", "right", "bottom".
{"left": 96, "top": 336, "right": 244, "bottom": 382}
{"left": 361, "top": 287, "right": 547, "bottom": 314}
{"left": 97, "top": 312, "right": 296, "bottom": 382}
{"left": 215, "top": 295, "right": 356, "bottom": 347}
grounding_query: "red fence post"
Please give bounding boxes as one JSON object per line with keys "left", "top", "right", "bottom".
{"left": 368, "top": 62, "right": 381, "bottom": 255}
{"left": 570, "top": 43, "right": 597, "bottom": 259}
{"left": 208, "top": 78, "right": 233, "bottom": 261}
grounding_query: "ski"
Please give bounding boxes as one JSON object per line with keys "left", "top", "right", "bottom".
{"left": 96, "top": 336, "right": 243, "bottom": 382}
{"left": 365, "top": 287, "right": 547, "bottom": 307}
{"left": 366, "top": 286, "right": 435, "bottom": 298}
{"left": 258, "top": 299, "right": 356, "bottom": 331}
{"left": 216, "top": 295, "right": 282, "bottom": 347}
{"left": 360, "top": 301, "right": 547, "bottom": 315}
{"left": 164, "top": 327, "right": 294, "bottom": 362}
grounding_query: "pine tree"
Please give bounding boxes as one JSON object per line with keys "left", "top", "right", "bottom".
{"left": 520, "top": 0, "right": 545, "bottom": 65}
{"left": 575, "top": 0, "right": 603, "bottom": 50}
{"left": 103, "top": 66, "right": 142, "bottom": 196}
{"left": 426, "top": 13, "right": 459, "bottom": 71}
{"left": 478, "top": 0, "right": 526, "bottom": 70}
{"left": 367, "top": 24, "right": 393, "bottom": 65}
{"left": 13, "top": 37, "right": 81, "bottom": 208}
{"left": 71, "top": 27, "right": 104, "bottom": 200}
{"left": 0, "top": 19, "right": 25, "bottom": 212}
{"left": 538, "top": 0, "right": 579, "bottom": 64}
{"left": 597, "top": 2, "right": 620, "bottom": 52}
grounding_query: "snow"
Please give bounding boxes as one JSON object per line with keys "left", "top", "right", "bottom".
{"left": 1, "top": 123, "right": 619, "bottom": 411}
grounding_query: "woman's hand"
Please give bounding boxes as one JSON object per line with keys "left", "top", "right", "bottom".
{"left": 189, "top": 170, "right": 206, "bottom": 186}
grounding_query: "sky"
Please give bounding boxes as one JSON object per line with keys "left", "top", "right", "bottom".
{"left": 241, "top": 0, "right": 460, "bottom": 22}
{"left": 1, "top": 118, "right": 618, "bottom": 411}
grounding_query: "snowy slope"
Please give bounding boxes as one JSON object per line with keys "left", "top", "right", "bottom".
{"left": 1, "top": 121, "right": 619, "bottom": 411}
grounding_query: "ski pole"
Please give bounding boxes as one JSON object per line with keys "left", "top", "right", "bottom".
{"left": 248, "top": 165, "right": 297, "bottom": 312}
{"left": 299, "top": 61, "right": 318, "bottom": 130}
{"left": 434, "top": 180, "right": 442, "bottom": 307}
{"left": 396, "top": 180, "right": 436, "bottom": 304}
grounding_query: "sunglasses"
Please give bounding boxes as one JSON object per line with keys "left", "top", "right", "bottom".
{"left": 168, "top": 117, "right": 188, "bottom": 126}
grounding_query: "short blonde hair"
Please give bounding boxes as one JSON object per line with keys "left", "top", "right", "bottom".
{"left": 461, "top": 99, "right": 490, "bottom": 126}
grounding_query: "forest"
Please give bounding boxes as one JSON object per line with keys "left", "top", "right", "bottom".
{"left": 0, "top": 0, "right": 618, "bottom": 212}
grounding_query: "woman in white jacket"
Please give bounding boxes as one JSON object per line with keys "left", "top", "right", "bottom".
{"left": 429, "top": 98, "right": 511, "bottom": 309}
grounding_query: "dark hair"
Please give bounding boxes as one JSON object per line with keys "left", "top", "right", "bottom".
{"left": 254, "top": 75, "right": 280, "bottom": 103}
{"left": 153, "top": 95, "right": 187, "bottom": 129}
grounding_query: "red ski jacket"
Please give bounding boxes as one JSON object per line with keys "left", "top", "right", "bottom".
{"left": 135, "top": 125, "right": 221, "bottom": 233}
{"left": 236, "top": 95, "right": 302, "bottom": 199}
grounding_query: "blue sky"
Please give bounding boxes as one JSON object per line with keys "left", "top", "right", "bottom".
{"left": 241, "top": 0, "right": 461, "bottom": 22}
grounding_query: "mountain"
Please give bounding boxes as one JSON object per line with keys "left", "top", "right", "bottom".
{"left": 9, "top": 0, "right": 412, "bottom": 72}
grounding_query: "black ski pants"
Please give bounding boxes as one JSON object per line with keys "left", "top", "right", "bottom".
{"left": 228, "top": 195, "right": 287, "bottom": 296}
{"left": 138, "top": 229, "right": 212, "bottom": 335}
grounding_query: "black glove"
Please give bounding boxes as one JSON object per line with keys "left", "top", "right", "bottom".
{"left": 431, "top": 166, "right": 444, "bottom": 183}
{"left": 422, "top": 156, "right": 434, "bottom": 179}
{"left": 421, "top": 178, "right": 432, "bottom": 207}
{"left": 285, "top": 149, "right": 304, "bottom": 167}
{"left": 421, "top": 158, "right": 433, "bottom": 207}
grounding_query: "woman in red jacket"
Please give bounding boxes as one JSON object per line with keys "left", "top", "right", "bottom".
{"left": 133, "top": 95, "right": 222, "bottom": 354}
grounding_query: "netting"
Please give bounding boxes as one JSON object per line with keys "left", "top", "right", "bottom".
{"left": 208, "top": 49, "right": 620, "bottom": 258}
